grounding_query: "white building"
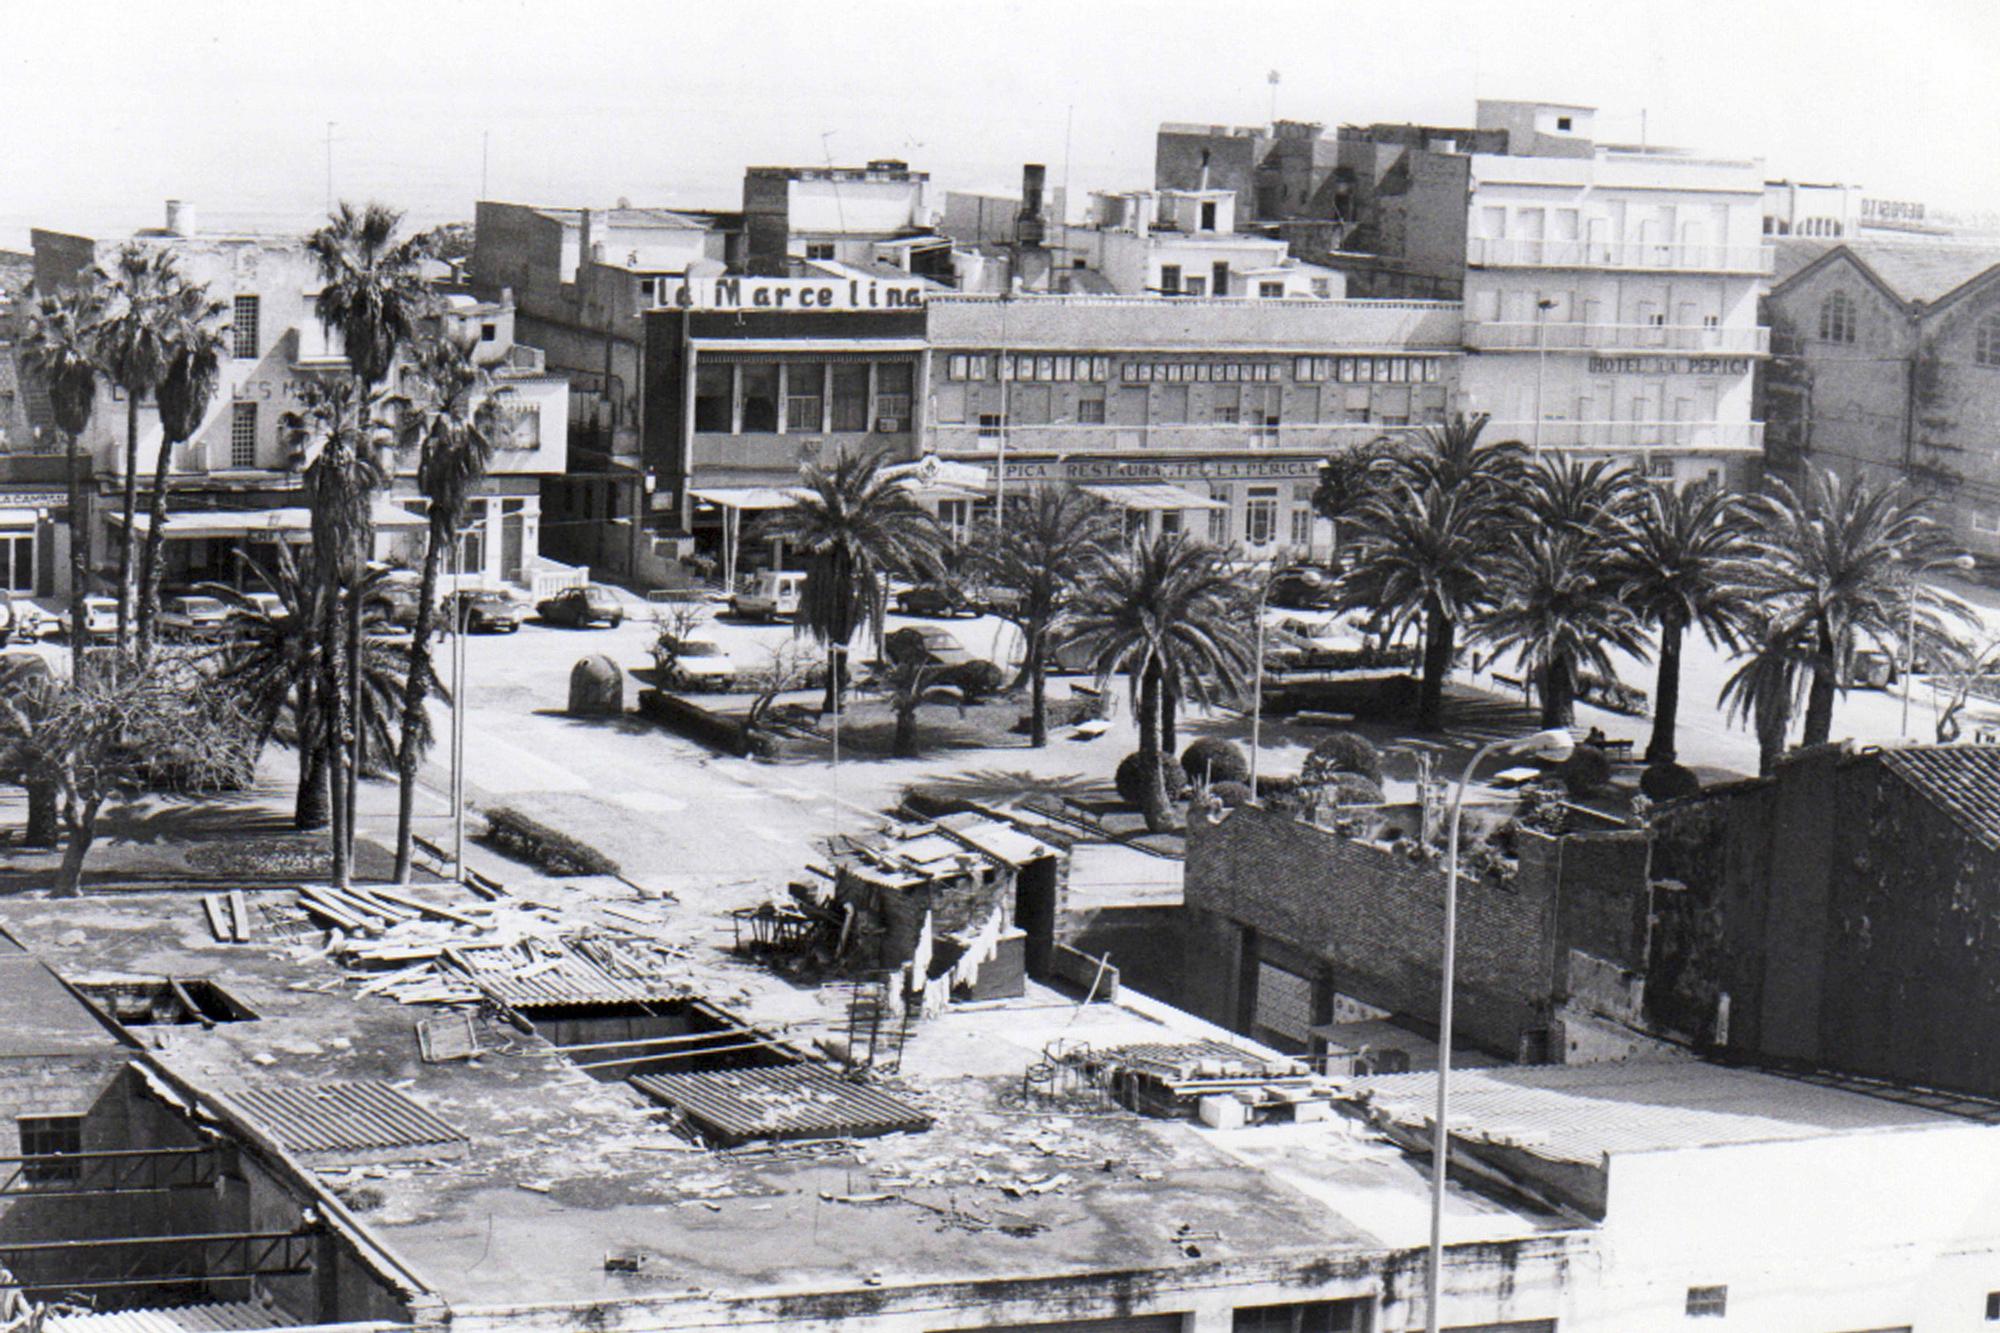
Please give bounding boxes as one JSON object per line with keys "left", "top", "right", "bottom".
{"left": 1456, "top": 101, "right": 1772, "bottom": 486}
{"left": 1054, "top": 188, "right": 1345, "bottom": 300}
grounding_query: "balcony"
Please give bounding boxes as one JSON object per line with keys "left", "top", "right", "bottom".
{"left": 927, "top": 421, "right": 1437, "bottom": 456}
{"left": 1465, "top": 323, "right": 1769, "bottom": 355}
{"left": 1468, "top": 238, "right": 1774, "bottom": 275}
{"left": 1478, "top": 420, "right": 1766, "bottom": 453}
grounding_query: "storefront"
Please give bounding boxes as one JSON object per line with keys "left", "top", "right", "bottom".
{"left": 979, "top": 455, "right": 1331, "bottom": 559}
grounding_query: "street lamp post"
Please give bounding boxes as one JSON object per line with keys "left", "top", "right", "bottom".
{"left": 1249, "top": 570, "right": 1272, "bottom": 797}
{"left": 1531, "top": 298, "right": 1557, "bottom": 459}
{"left": 1902, "top": 552, "right": 1976, "bottom": 738}
{"left": 1426, "top": 727, "right": 1574, "bottom": 1333}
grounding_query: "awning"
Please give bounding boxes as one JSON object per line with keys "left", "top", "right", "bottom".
{"left": 110, "top": 500, "right": 428, "bottom": 537}
{"left": 0, "top": 509, "right": 41, "bottom": 529}
{"left": 689, "top": 486, "right": 805, "bottom": 512}
{"left": 1077, "top": 482, "right": 1228, "bottom": 512}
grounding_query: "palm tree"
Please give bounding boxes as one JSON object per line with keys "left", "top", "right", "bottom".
{"left": 390, "top": 334, "right": 506, "bottom": 882}
{"left": 285, "top": 378, "right": 392, "bottom": 887}
{"left": 136, "top": 282, "right": 228, "bottom": 663}
{"left": 751, "top": 448, "right": 944, "bottom": 710}
{"left": 1719, "top": 611, "right": 1810, "bottom": 776}
{"left": 18, "top": 291, "right": 101, "bottom": 660}
{"left": 971, "top": 485, "right": 1115, "bottom": 746}
{"left": 1746, "top": 468, "right": 1960, "bottom": 748}
{"left": 1481, "top": 527, "right": 1650, "bottom": 728}
{"left": 1066, "top": 533, "right": 1253, "bottom": 832}
{"left": 1614, "top": 482, "right": 1757, "bottom": 764}
{"left": 877, "top": 657, "right": 964, "bottom": 758}
{"left": 91, "top": 243, "right": 185, "bottom": 658}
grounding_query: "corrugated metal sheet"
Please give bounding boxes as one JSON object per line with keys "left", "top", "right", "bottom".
{"left": 228, "top": 1080, "right": 468, "bottom": 1163}
{"left": 629, "top": 1065, "right": 931, "bottom": 1146}
{"left": 49, "top": 1302, "right": 296, "bottom": 1333}
{"left": 447, "top": 936, "right": 688, "bottom": 1009}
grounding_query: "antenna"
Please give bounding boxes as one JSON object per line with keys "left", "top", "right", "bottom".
{"left": 1062, "top": 104, "right": 1075, "bottom": 233}
{"left": 820, "top": 130, "right": 847, "bottom": 237}
{"left": 324, "top": 121, "right": 337, "bottom": 214}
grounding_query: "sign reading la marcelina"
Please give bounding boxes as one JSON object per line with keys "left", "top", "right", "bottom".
{"left": 1588, "top": 355, "right": 1752, "bottom": 376}
{"left": 678, "top": 276, "right": 929, "bottom": 311}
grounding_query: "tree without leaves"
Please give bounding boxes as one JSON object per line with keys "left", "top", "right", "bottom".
{"left": 17, "top": 291, "right": 101, "bottom": 660}
{"left": 1065, "top": 532, "right": 1253, "bottom": 833}
{"left": 970, "top": 485, "right": 1117, "bottom": 746}
{"left": 137, "top": 282, "right": 229, "bottom": 664}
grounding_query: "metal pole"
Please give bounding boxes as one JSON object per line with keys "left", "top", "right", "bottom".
{"left": 1532, "top": 299, "right": 1554, "bottom": 460}
{"left": 451, "top": 540, "right": 468, "bottom": 883}
{"left": 1249, "top": 574, "right": 1269, "bottom": 797}
{"left": 1902, "top": 577, "right": 1917, "bottom": 739}
{"left": 995, "top": 294, "right": 1011, "bottom": 518}
{"left": 829, "top": 643, "right": 842, "bottom": 834}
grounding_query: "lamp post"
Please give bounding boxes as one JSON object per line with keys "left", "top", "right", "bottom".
{"left": 1249, "top": 569, "right": 1272, "bottom": 797}
{"left": 1902, "top": 552, "right": 1976, "bottom": 738}
{"left": 1531, "top": 297, "right": 1557, "bottom": 459}
{"left": 447, "top": 522, "right": 481, "bottom": 884}
{"left": 1426, "top": 726, "right": 1574, "bottom": 1333}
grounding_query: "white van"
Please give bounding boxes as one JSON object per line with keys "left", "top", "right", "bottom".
{"left": 733, "top": 570, "right": 807, "bottom": 622}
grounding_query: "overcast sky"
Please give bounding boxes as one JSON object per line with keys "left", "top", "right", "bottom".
{"left": 5, "top": 0, "right": 1997, "bottom": 248}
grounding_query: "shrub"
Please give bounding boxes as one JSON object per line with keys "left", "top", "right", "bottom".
{"left": 1558, "top": 745, "right": 1613, "bottom": 798}
{"left": 883, "top": 628, "right": 929, "bottom": 666}
{"left": 1640, "top": 762, "right": 1702, "bottom": 803}
{"left": 1209, "top": 780, "right": 1253, "bottom": 808}
{"left": 1320, "top": 773, "right": 1385, "bottom": 807}
{"left": 943, "top": 659, "right": 1005, "bottom": 703}
{"left": 1180, "top": 737, "right": 1249, "bottom": 786}
{"left": 1114, "top": 751, "right": 1188, "bottom": 807}
{"left": 481, "top": 806, "right": 622, "bottom": 877}
{"left": 1302, "top": 731, "right": 1383, "bottom": 786}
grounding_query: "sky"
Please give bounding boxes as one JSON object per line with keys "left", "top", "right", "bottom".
{"left": 5, "top": 0, "right": 1999, "bottom": 248}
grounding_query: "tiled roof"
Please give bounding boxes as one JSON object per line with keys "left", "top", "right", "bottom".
{"left": 1769, "top": 237, "right": 1837, "bottom": 289}
{"left": 1878, "top": 745, "right": 2000, "bottom": 851}
{"left": 1846, "top": 241, "right": 2000, "bottom": 306}
{"left": 1350, "top": 1060, "right": 1961, "bottom": 1166}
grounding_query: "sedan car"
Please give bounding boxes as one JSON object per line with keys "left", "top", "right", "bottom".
{"left": 445, "top": 590, "right": 529, "bottom": 633}
{"left": 884, "top": 625, "right": 973, "bottom": 669}
{"left": 58, "top": 596, "right": 119, "bottom": 643}
{"left": 655, "top": 638, "right": 741, "bottom": 691}
{"left": 895, "top": 583, "right": 974, "bottom": 618}
{"left": 537, "top": 584, "right": 625, "bottom": 628}
{"left": 1267, "top": 564, "right": 1339, "bottom": 611}
{"left": 160, "top": 594, "right": 233, "bottom": 641}
{"left": 232, "top": 591, "right": 288, "bottom": 624}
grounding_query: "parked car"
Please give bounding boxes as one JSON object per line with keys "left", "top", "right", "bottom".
{"left": 1848, "top": 649, "right": 1897, "bottom": 690}
{"left": 895, "top": 583, "right": 974, "bottom": 618}
{"left": 367, "top": 583, "right": 423, "bottom": 632}
{"left": 537, "top": 584, "right": 625, "bottom": 628}
{"left": 732, "top": 570, "right": 807, "bottom": 622}
{"left": 160, "top": 594, "right": 233, "bottom": 641}
{"left": 58, "top": 596, "right": 119, "bottom": 643}
{"left": 3, "top": 599, "right": 57, "bottom": 641}
{"left": 884, "top": 625, "right": 974, "bottom": 669}
{"left": 1267, "top": 564, "right": 1339, "bottom": 610}
{"left": 656, "top": 638, "right": 741, "bottom": 691}
{"left": 231, "top": 591, "right": 288, "bottom": 624}
{"left": 445, "top": 590, "right": 529, "bottom": 633}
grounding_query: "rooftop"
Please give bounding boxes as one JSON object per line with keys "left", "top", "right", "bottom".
{"left": 528, "top": 205, "right": 711, "bottom": 232}
{"left": 1879, "top": 744, "right": 2000, "bottom": 851}
{"left": 1778, "top": 239, "right": 2000, "bottom": 306}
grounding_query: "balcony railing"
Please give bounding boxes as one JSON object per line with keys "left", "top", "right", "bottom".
{"left": 1465, "top": 323, "right": 1769, "bottom": 355}
{"left": 1479, "top": 420, "right": 1766, "bottom": 453}
{"left": 1468, "top": 238, "right": 1775, "bottom": 274}
{"left": 928, "top": 421, "right": 1436, "bottom": 453}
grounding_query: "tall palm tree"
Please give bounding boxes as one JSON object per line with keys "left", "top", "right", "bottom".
{"left": 1066, "top": 533, "right": 1253, "bottom": 832}
{"left": 1719, "top": 611, "right": 1811, "bottom": 776}
{"left": 971, "top": 485, "right": 1115, "bottom": 746}
{"left": 91, "top": 243, "right": 185, "bottom": 658}
{"left": 1481, "top": 527, "right": 1650, "bottom": 728}
{"left": 1614, "top": 482, "right": 1757, "bottom": 763}
{"left": 136, "top": 282, "right": 228, "bottom": 663}
{"left": 18, "top": 291, "right": 101, "bottom": 660}
{"left": 390, "top": 334, "right": 506, "bottom": 882}
{"left": 285, "top": 378, "right": 392, "bottom": 887}
{"left": 1746, "top": 468, "right": 1960, "bottom": 748}
{"left": 878, "top": 657, "right": 964, "bottom": 758}
{"left": 751, "top": 448, "right": 944, "bottom": 710}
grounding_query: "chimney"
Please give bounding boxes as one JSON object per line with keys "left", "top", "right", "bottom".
{"left": 1198, "top": 150, "right": 1211, "bottom": 193}
{"left": 1018, "top": 164, "right": 1046, "bottom": 249}
{"left": 165, "top": 200, "right": 196, "bottom": 237}
{"left": 577, "top": 209, "right": 593, "bottom": 280}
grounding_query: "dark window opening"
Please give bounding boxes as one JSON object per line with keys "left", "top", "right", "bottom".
{"left": 1987, "top": 1290, "right": 2000, "bottom": 1321}
{"left": 516, "top": 998, "right": 800, "bottom": 1084}
{"left": 739, "top": 363, "right": 779, "bottom": 433}
{"left": 1686, "top": 1285, "right": 1728, "bottom": 1318}
{"left": 1201, "top": 200, "right": 1218, "bottom": 231}
{"left": 1160, "top": 264, "right": 1182, "bottom": 295}
{"left": 694, "top": 364, "right": 733, "bottom": 432}
{"left": 1213, "top": 261, "right": 1230, "bottom": 297}
{"left": 77, "top": 977, "right": 256, "bottom": 1027}
{"left": 480, "top": 323, "right": 497, "bottom": 342}
{"left": 17, "top": 1116, "right": 82, "bottom": 1185}
{"left": 805, "top": 242, "right": 836, "bottom": 261}
{"left": 1557, "top": 115, "right": 1573, "bottom": 131}
{"left": 875, "top": 362, "right": 912, "bottom": 429}
{"left": 1233, "top": 1298, "right": 1369, "bottom": 1333}
{"left": 830, "top": 363, "right": 869, "bottom": 431}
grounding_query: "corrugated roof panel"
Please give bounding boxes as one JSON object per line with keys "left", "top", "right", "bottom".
{"left": 49, "top": 1303, "right": 295, "bottom": 1333}
{"left": 227, "top": 1080, "right": 468, "bottom": 1165}
{"left": 629, "top": 1065, "right": 931, "bottom": 1146}
{"left": 448, "top": 936, "right": 687, "bottom": 1009}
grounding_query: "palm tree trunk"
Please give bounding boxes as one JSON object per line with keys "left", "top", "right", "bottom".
{"left": 1160, "top": 673, "right": 1179, "bottom": 754}
{"left": 1541, "top": 655, "right": 1576, "bottom": 729}
{"left": 345, "top": 575, "right": 363, "bottom": 860}
{"left": 393, "top": 519, "right": 447, "bottom": 882}
{"left": 1756, "top": 692, "right": 1790, "bottom": 777}
{"left": 115, "top": 396, "right": 141, "bottom": 661}
{"left": 322, "top": 585, "right": 350, "bottom": 887}
{"left": 894, "top": 697, "right": 917, "bottom": 757}
{"left": 1028, "top": 624, "right": 1048, "bottom": 748}
{"left": 1418, "top": 599, "right": 1455, "bottom": 731}
{"left": 1136, "top": 662, "right": 1170, "bottom": 833}
{"left": 296, "top": 734, "right": 329, "bottom": 832}
{"left": 1802, "top": 624, "right": 1838, "bottom": 747}
{"left": 65, "top": 430, "right": 89, "bottom": 666}
{"left": 1646, "top": 616, "right": 1685, "bottom": 765}
{"left": 135, "top": 437, "right": 176, "bottom": 664}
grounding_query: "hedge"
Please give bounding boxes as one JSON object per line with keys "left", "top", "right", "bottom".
{"left": 1181, "top": 738, "right": 1249, "bottom": 786}
{"left": 635, "top": 688, "right": 775, "bottom": 759}
{"left": 481, "top": 806, "right": 622, "bottom": 877}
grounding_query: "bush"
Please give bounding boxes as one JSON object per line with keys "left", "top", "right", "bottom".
{"left": 943, "top": 658, "right": 1005, "bottom": 703}
{"left": 1640, "top": 762, "right": 1702, "bottom": 803}
{"left": 1320, "top": 773, "right": 1385, "bottom": 807}
{"left": 1114, "top": 751, "right": 1188, "bottom": 807}
{"left": 1209, "top": 780, "right": 1253, "bottom": 808}
{"left": 1558, "top": 745, "right": 1613, "bottom": 798}
{"left": 481, "top": 806, "right": 622, "bottom": 877}
{"left": 1181, "top": 737, "right": 1249, "bottom": 786}
{"left": 883, "top": 628, "right": 929, "bottom": 666}
{"left": 1302, "top": 731, "right": 1383, "bottom": 786}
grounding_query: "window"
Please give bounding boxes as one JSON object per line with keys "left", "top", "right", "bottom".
{"left": 1160, "top": 264, "right": 1182, "bottom": 295}
{"left": 1077, "top": 396, "right": 1106, "bottom": 425}
{"left": 946, "top": 354, "right": 991, "bottom": 381}
{"left": 1987, "top": 1290, "right": 2000, "bottom": 1320}
{"left": 1978, "top": 317, "right": 2000, "bottom": 368}
{"left": 1232, "top": 1299, "right": 1367, "bottom": 1333}
{"left": 1556, "top": 115, "right": 1573, "bottom": 131}
{"left": 694, "top": 364, "right": 733, "bottom": 432}
{"left": 1820, "top": 290, "right": 1857, "bottom": 344}
{"left": 1183, "top": 276, "right": 1208, "bottom": 297}
{"left": 1200, "top": 201, "right": 1218, "bottom": 231}
{"left": 1208, "top": 506, "right": 1230, "bottom": 543}
{"left": 978, "top": 413, "right": 1005, "bottom": 441}
{"left": 18, "top": 1116, "right": 82, "bottom": 1186}
{"left": 456, "top": 503, "right": 487, "bottom": 575}
{"left": 0, "top": 535, "right": 31, "bottom": 593}
{"left": 785, "top": 362, "right": 824, "bottom": 432}
{"left": 1686, "top": 1285, "right": 1728, "bottom": 1318}
{"left": 830, "top": 364, "right": 869, "bottom": 431}
{"left": 804, "top": 242, "right": 836, "bottom": 261}
{"left": 1290, "top": 505, "right": 1314, "bottom": 549}
{"left": 1259, "top": 282, "right": 1285, "bottom": 299}
{"left": 1212, "top": 262, "right": 1230, "bottom": 297}
{"left": 739, "top": 364, "right": 779, "bottom": 433}
{"left": 231, "top": 295, "right": 260, "bottom": 359}
{"left": 638, "top": 278, "right": 656, "bottom": 302}
{"left": 1311, "top": 277, "right": 1332, "bottom": 298}
{"left": 1245, "top": 487, "right": 1278, "bottom": 546}
{"left": 1213, "top": 387, "right": 1240, "bottom": 425}
{"left": 875, "top": 363, "right": 913, "bottom": 429}
{"left": 230, "top": 402, "right": 258, "bottom": 468}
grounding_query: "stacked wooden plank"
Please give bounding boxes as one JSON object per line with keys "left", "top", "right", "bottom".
{"left": 200, "top": 891, "right": 255, "bottom": 943}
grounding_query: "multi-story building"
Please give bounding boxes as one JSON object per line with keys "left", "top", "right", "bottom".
{"left": 1763, "top": 238, "right": 2000, "bottom": 552}
{"left": 743, "top": 160, "right": 949, "bottom": 278}
{"left": 923, "top": 293, "right": 1462, "bottom": 557}
{"left": 29, "top": 202, "right": 571, "bottom": 598}
{"left": 1049, "top": 187, "right": 1342, "bottom": 300}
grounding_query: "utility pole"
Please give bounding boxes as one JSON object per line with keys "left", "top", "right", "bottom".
{"left": 1533, "top": 297, "right": 1556, "bottom": 458}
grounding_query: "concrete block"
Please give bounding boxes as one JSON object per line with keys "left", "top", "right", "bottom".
{"left": 1199, "top": 1094, "right": 1247, "bottom": 1130}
